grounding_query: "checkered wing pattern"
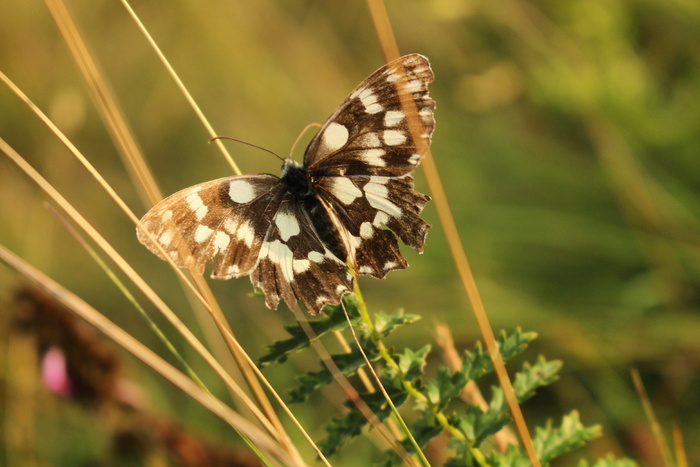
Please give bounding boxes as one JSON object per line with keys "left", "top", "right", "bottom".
{"left": 137, "top": 175, "right": 351, "bottom": 314}
{"left": 137, "top": 54, "right": 434, "bottom": 314}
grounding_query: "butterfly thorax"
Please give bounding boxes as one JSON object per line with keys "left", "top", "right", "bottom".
{"left": 280, "top": 159, "right": 314, "bottom": 200}
{"left": 279, "top": 158, "right": 348, "bottom": 262}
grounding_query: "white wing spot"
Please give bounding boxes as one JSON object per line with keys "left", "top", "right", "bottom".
{"left": 358, "top": 265, "right": 373, "bottom": 274}
{"left": 358, "top": 88, "right": 384, "bottom": 114}
{"left": 360, "top": 149, "right": 386, "bottom": 167}
{"left": 293, "top": 259, "right": 311, "bottom": 274}
{"left": 350, "top": 235, "right": 362, "bottom": 250}
{"left": 229, "top": 179, "right": 257, "bottom": 204}
{"left": 194, "top": 204, "right": 208, "bottom": 221}
{"left": 321, "top": 122, "right": 350, "bottom": 153}
{"left": 384, "top": 110, "right": 405, "bottom": 127}
{"left": 194, "top": 224, "right": 213, "bottom": 243}
{"left": 236, "top": 220, "right": 255, "bottom": 247}
{"left": 409, "top": 153, "right": 421, "bottom": 164}
{"left": 315, "top": 295, "right": 329, "bottom": 305}
{"left": 373, "top": 210, "right": 389, "bottom": 227}
{"left": 357, "top": 132, "right": 381, "bottom": 147}
{"left": 274, "top": 210, "right": 301, "bottom": 241}
{"left": 214, "top": 231, "right": 230, "bottom": 252}
{"left": 329, "top": 177, "right": 363, "bottom": 205}
{"left": 365, "top": 178, "right": 402, "bottom": 219}
{"left": 162, "top": 210, "right": 173, "bottom": 222}
{"left": 223, "top": 218, "right": 237, "bottom": 234}
{"left": 360, "top": 221, "right": 374, "bottom": 239}
{"left": 384, "top": 261, "right": 398, "bottom": 270}
{"left": 383, "top": 130, "right": 407, "bottom": 146}
{"left": 308, "top": 251, "right": 325, "bottom": 263}
{"left": 187, "top": 193, "right": 204, "bottom": 211}
{"left": 263, "top": 240, "right": 295, "bottom": 282}
{"left": 404, "top": 79, "right": 422, "bottom": 93}
{"left": 386, "top": 72, "right": 399, "bottom": 83}
{"left": 159, "top": 230, "right": 174, "bottom": 247}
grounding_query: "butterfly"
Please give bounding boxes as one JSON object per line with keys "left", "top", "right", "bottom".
{"left": 137, "top": 54, "right": 435, "bottom": 315}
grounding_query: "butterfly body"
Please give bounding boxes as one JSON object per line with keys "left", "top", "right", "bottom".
{"left": 138, "top": 54, "right": 435, "bottom": 314}
{"left": 279, "top": 159, "right": 313, "bottom": 200}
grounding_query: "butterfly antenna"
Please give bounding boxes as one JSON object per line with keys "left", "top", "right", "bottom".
{"left": 209, "top": 136, "right": 285, "bottom": 162}
{"left": 289, "top": 122, "right": 322, "bottom": 160}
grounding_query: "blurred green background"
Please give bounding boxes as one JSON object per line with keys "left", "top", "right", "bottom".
{"left": 1, "top": 0, "right": 699, "bottom": 465}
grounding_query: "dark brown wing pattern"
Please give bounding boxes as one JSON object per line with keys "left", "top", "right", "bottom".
{"left": 137, "top": 54, "right": 434, "bottom": 314}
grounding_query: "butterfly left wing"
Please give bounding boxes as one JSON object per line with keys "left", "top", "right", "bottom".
{"left": 137, "top": 174, "right": 352, "bottom": 315}
{"left": 136, "top": 175, "right": 286, "bottom": 279}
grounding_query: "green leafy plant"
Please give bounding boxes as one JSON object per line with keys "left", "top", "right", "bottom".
{"left": 258, "top": 294, "right": 636, "bottom": 466}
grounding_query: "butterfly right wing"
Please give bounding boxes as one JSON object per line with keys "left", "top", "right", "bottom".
{"left": 136, "top": 174, "right": 285, "bottom": 280}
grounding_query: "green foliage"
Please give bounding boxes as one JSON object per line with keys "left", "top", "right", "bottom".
{"left": 481, "top": 412, "right": 603, "bottom": 466}
{"left": 257, "top": 294, "right": 363, "bottom": 367}
{"left": 260, "top": 296, "right": 633, "bottom": 465}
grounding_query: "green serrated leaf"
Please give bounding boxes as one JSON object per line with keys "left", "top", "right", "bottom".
{"left": 423, "top": 366, "right": 467, "bottom": 411}
{"left": 484, "top": 443, "right": 532, "bottom": 467}
{"left": 535, "top": 411, "right": 601, "bottom": 462}
{"left": 420, "top": 329, "right": 536, "bottom": 414}
{"left": 288, "top": 339, "right": 380, "bottom": 403}
{"left": 318, "top": 385, "right": 408, "bottom": 457}
{"left": 373, "top": 309, "right": 421, "bottom": 336}
{"left": 377, "top": 417, "right": 444, "bottom": 467}
{"left": 513, "top": 356, "right": 562, "bottom": 401}
{"left": 317, "top": 407, "right": 366, "bottom": 457}
{"left": 396, "top": 345, "right": 431, "bottom": 381}
{"left": 461, "top": 328, "right": 537, "bottom": 381}
{"left": 453, "top": 354, "right": 563, "bottom": 446}
{"left": 473, "top": 392, "right": 513, "bottom": 445}
{"left": 257, "top": 294, "right": 362, "bottom": 367}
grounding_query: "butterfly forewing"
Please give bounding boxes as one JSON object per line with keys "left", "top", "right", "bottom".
{"left": 137, "top": 54, "right": 435, "bottom": 314}
{"left": 137, "top": 175, "right": 284, "bottom": 277}
{"left": 304, "top": 53, "right": 435, "bottom": 177}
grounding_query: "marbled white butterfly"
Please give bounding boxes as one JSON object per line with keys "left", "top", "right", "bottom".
{"left": 137, "top": 54, "right": 435, "bottom": 314}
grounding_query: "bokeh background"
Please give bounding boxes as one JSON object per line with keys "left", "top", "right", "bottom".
{"left": 1, "top": 1, "right": 699, "bottom": 465}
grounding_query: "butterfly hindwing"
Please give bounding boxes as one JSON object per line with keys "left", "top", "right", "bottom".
{"left": 315, "top": 174, "right": 430, "bottom": 278}
{"left": 251, "top": 201, "right": 352, "bottom": 314}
